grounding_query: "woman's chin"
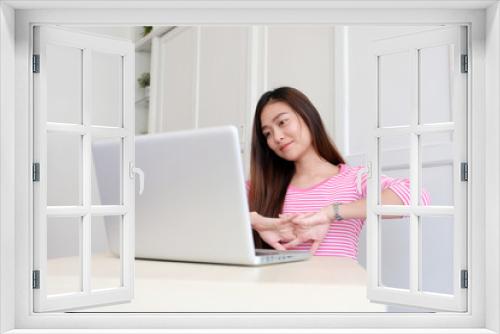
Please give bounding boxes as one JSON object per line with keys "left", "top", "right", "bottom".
{"left": 278, "top": 151, "right": 298, "bottom": 162}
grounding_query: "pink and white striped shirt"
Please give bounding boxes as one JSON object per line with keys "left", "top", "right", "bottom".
{"left": 277, "top": 164, "right": 430, "bottom": 260}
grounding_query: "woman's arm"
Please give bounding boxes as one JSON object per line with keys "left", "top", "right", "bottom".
{"left": 336, "top": 168, "right": 431, "bottom": 220}
{"left": 322, "top": 188, "right": 404, "bottom": 221}
{"left": 283, "top": 172, "right": 430, "bottom": 251}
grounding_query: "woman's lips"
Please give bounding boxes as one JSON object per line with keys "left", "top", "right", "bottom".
{"left": 280, "top": 142, "right": 293, "bottom": 151}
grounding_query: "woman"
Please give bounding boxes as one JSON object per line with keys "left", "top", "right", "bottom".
{"left": 248, "top": 86, "right": 430, "bottom": 260}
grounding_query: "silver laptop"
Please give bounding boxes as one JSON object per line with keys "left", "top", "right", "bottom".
{"left": 92, "top": 126, "right": 310, "bottom": 266}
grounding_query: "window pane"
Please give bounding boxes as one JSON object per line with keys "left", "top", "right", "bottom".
{"left": 91, "top": 215, "right": 122, "bottom": 290}
{"left": 92, "top": 52, "right": 123, "bottom": 127}
{"left": 421, "top": 216, "right": 454, "bottom": 294}
{"left": 378, "top": 51, "right": 411, "bottom": 127}
{"left": 47, "top": 132, "right": 82, "bottom": 206}
{"left": 91, "top": 137, "right": 123, "bottom": 205}
{"left": 419, "top": 45, "right": 452, "bottom": 124}
{"left": 47, "top": 216, "right": 82, "bottom": 295}
{"left": 379, "top": 135, "right": 411, "bottom": 205}
{"left": 46, "top": 44, "right": 83, "bottom": 124}
{"left": 380, "top": 215, "right": 410, "bottom": 290}
{"left": 420, "top": 132, "right": 454, "bottom": 206}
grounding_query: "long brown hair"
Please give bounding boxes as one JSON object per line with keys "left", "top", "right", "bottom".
{"left": 248, "top": 87, "right": 345, "bottom": 247}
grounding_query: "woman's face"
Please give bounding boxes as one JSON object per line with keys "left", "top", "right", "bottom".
{"left": 260, "top": 101, "right": 313, "bottom": 161}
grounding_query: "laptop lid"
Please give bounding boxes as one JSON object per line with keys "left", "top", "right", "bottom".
{"left": 93, "top": 126, "right": 258, "bottom": 265}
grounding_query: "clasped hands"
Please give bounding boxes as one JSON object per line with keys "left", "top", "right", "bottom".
{"left": 250, "top": 209, "right": 332, "bottom": 254}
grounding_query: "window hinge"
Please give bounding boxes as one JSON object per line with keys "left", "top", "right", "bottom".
{"left": 32, "top": 55, "right": 40, "bottom": 73}
{"left": 461, "top": 162, "right": 468, "bottom": 182}
{"left": 32, "top": 270, "right": 40, "bottom": 289}
{"left": 461, "top": 269, "right": 468, "bottom": 289}
{"left": 461, "top": 54, "right": 468, "bottom": 73}
{"left": 32, "top": 163, "right": 40, "bottom": 182}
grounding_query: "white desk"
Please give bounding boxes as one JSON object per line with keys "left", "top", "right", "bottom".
{"left": 48, "top": 255, "right": 386, "bottom": 312}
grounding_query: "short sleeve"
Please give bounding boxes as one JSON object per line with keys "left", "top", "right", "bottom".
{"left": 357, "top": 166, "right": 431, "bottom": 206}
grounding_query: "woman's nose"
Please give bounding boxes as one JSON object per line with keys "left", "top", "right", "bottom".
{"left": 273, "top": 130, "right": 284, "bottom": 143}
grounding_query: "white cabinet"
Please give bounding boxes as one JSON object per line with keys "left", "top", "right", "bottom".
{"left": 152, "top": 27, "right": 198, "bottom": 132}
{"left": 149, "top": 27, "right": 250, "bottom": 134}
{"left": 149, "top": 27, "right": 251, "bottom": 154}
{"left": 266, "top": 26, "right": 336, "bottom": 137}
{"left": 197, "top": 27, "right": 250, "bottom": 131}
{"left": 148, "top": 26, "right": 337, "bottom": 175}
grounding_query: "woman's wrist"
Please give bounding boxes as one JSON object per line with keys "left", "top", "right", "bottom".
{"left": 250, "top": 211, "right": 274, "bottom": 231}
{"left": 322, "top": 203, "right": 344, "bottom": 221}
{"left": 250, "top": 211, "right": 260, "bottom": 229}
{"left": 321, "top": 204, "right": 335, "bottom": 220}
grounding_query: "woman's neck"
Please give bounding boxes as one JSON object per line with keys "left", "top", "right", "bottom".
{"left": 293, "top": 149, "right": 338, "bottom": 178}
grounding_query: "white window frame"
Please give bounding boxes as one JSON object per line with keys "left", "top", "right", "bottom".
{"left": 366, "top": 26, "right": 468, "bottom": 312}
{"left": 32, "top": 25, "right": 136, "bottom": 312}
{"left": 0, "top": 1, "right": 498, "bottom": 333}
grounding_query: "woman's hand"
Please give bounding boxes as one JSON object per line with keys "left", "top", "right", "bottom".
{"left": 281, "top": 208, "right": 332, "bottom": 254}
{"left": 250, "top": 212, "right": 296, "bottom": 251}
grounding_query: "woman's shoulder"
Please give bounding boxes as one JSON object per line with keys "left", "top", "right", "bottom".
{"left": 334, "top": 164, "right": 370, "bottom": 187}
{"left": 335, "top": 164, "right": 370, "bottom": 195}
{"left": 337, "top": 163, "right": 366, "bottom": 175}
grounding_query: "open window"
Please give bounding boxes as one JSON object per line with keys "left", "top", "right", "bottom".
{"left": 1, "top": 0, "right": 498, "bottom": 331}
{"left": 0, "top": 0, "right": 495, "bottom": 331}
{"left": 30, "top": 24, "right": 470, "bottom": 314}
{"left": 366, "top": 26, "right": 468, "bottom": 311}
{"left": 32, "top": 26, "right": 136, "bottom": 312}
